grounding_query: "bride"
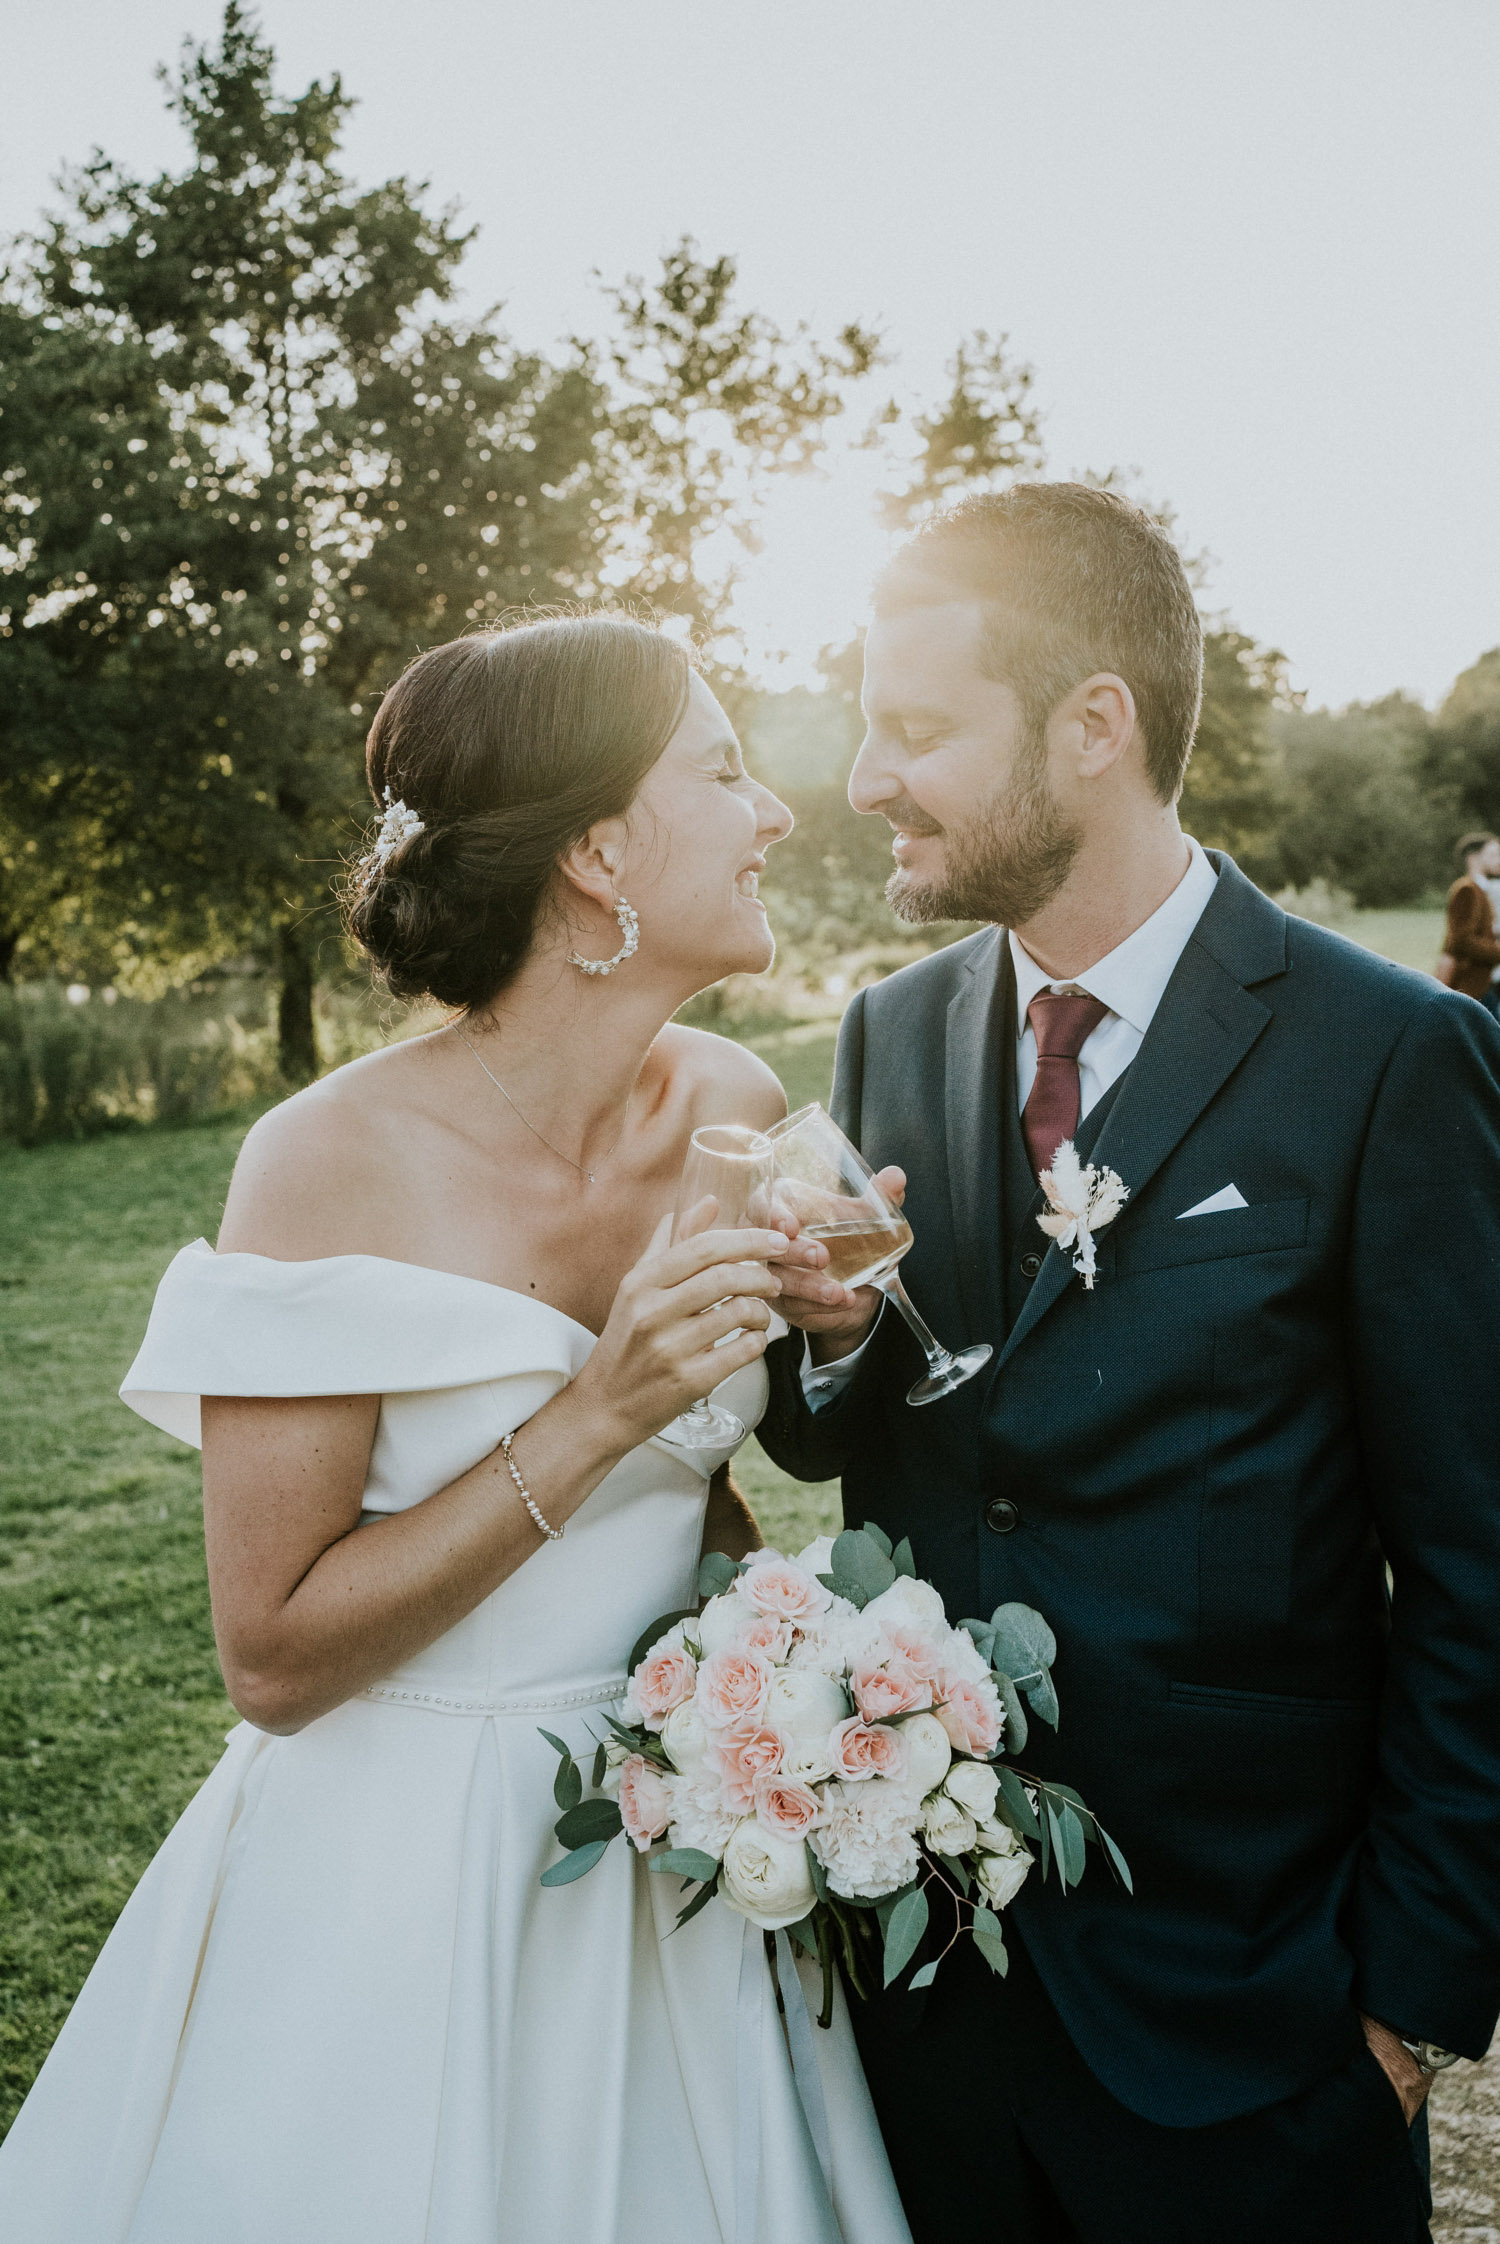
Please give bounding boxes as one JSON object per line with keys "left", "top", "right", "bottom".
{"left": 0, "top": 614, "right": 913, "bottom": 2243}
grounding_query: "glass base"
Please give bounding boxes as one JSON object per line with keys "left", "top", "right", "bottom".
{"left": 658, "top": 1401, "right": 747, "bottom": 1451}
{"left": 905, "top": 1343, "right": 993, "bottom": 1408}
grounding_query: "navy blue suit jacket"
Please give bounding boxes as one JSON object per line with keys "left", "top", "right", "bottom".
{"left": 759, "top": 854, "right": 1500, "bottom": 2126}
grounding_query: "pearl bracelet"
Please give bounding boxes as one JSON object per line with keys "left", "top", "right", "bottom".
{"left": 499, "top": 1430, "right": 564, "bottom": 1542}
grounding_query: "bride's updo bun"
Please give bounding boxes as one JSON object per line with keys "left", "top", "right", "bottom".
{"left": 347, "top": 613, "right": 693, "bottom": 1012}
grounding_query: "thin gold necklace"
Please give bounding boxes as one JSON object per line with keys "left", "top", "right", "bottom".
{"left": 452, "top": 1028, "right": 628, "bottom": 1187}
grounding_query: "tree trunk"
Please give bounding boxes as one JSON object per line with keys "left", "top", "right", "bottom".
{"left": 276, "top": 922, "right": 319, "bottom": 1083}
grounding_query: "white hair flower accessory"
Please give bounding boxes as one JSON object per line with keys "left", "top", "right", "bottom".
{"left": 370, "top": 786, "right": 425, "bottom": 868}
{"left": 1036, "top": 1140, "right": 1129, "bottom": 1290}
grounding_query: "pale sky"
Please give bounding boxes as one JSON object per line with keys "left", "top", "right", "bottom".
{"left": 5, "top": 0, "right": 1498, "bottom": 710}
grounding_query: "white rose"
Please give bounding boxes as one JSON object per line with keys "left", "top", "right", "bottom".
{"left": 921, "top": 1792, "right": 978, "bottom": 1858}
{"left": 864, "top": 1577, "right": 947, "bottom": 1635}
{"left": 767, "top": 1667, "right": 847, "bottom": 1741}
{"left": 901, "top": 1712, "right": 953, "bottom": 1799}
{"left": 781, "top": 1737, "right": 836, "bottom": 1785}
{"left": 720, "top": 1818, "right": 818, "bottom": 1930}
{"left": 794, "top": 1534, "right": 836, "bottom": 1576}
{"left": 660, "top": 1698, "right": 710, "bottom": 1774}
{"left": 975, "top": 1841, "right": 1032, "bottom": 1909}
{"left": 974, "top": 1817, "right": 1022, "bottom": 1856}
{"left": 944, "top": 1759, "right": 1000, "bottom": 1822}
{"left": 695, "top": 1593, "right": 746, "bottom": 1656}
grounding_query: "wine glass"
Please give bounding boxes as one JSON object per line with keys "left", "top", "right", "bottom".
{"left": 766, "top": 1103, "right": 993, "bottom": 1407}
{"left": 657, "top": 1122, "right": 775, "bottom": 1451}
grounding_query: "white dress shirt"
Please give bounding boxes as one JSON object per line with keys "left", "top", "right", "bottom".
{"left": 800, "top": 838, "right": 1218, "bottom": 1409}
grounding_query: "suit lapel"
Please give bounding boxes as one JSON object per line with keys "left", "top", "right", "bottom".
{"left": 995, "top": 857, "right": 1288, "bottom": 1370}
{"left": 943, "top": 928, "right": 1008, "bottom": 1340}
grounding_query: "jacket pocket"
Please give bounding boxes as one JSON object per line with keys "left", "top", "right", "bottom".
{"left": 1114, "top": 1196, "right": 1310, "bottom": 1276}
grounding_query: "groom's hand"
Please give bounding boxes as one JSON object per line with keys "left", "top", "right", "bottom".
{"left": 770, "top": 1166, "right": 906, "bottom": 1364}
{"left": 1359, "top": 2014, "right": 1432, "bottom": 2126}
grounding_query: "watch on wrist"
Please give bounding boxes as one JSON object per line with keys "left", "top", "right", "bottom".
{"left": 1399, "top": 2036, "right": 1461, "bottom": 2077}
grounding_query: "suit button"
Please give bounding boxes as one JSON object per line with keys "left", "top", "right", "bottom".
{"left": 985, "top": 1497, "right": 1020, "bottom": 1534}
{"left": 1019, "top": 1252, "right": 1044, "bottom": 1280}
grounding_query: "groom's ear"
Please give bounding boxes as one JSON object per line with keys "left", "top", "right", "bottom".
{"left": 1059, "top": 673, "right": 1139, "bottom": 784}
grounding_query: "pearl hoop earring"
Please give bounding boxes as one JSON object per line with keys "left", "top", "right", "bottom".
{"left": 568, "top": 896, "right": 640, "bottom": 978}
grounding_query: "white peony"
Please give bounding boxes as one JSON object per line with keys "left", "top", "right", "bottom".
{"left": 695, "top": 1593, "right": 748, "bottom": 1657}
{"left": 902, "top": 1712, "right": 953, "bottom": 1798}
{"left": 864, "top": 1576, "right": 947, "bottom": 1636}
{"left": 921, "top": 1792, "right": 978, "bottom": 1858}
{"left": 668, "top": 1773, "right": 740, "bottom": 1861}
{"left": 789, "top": 1603, "right": 883, "bottom": 1677}
{"left": 781, "top": 1736, "right": 837, "bottom": 1785}
{"left": 767, "top": 1667, "right": 847, "bottom": 1740}
{"left": 659, "top": 1698, "right": 710, "bottom": 1774}
{"left": 794, "top": 1534, "right": 837, "bottom": 1576}
{"left": 944, "top": 1759, "right": 1000, "bottom": 1823}
{"left": 974, "top": 1837, "right": 1032, "bottom": 1910}
{"left": 720, "top": 1819, "right": 818, "bottom": 1930}
{"left": 811, "top": 1778, "right": 923, "bottom": 1902}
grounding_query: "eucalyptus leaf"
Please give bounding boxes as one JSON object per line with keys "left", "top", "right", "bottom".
{"left": 1100, "top": 1826, "right": 1134, "bottom": 1894}
{"left": 992, "top": 1671, "right": 1028, "bottom": 1757}
{"left": 1023, "top": 1669, "right": 1061, "bottom": 1731}
{"left": 827, "top": 1573, "right": 870, "bottom": 1611}
{"left": 672, "top": 1877, "right": 721, "bottom": 1932}
{"left": 1058, "top": 1803, "right": 1087, "bottom": 1886}
{"left": 891, "top": 1537, "right": 916, "bottom": 1579}
{"left": 649, "top": 1848, "right": 720, "bottom": 1883}
{"left": 553, "top": 1754, "right": 583, "bottom": 1812}
{"left": 961, "top": 1619, "right": 996, "bottom": 1658}
{"left": 881, "top": 1887, "right": 930, "bottom": 1988}
{"left": 989, "top": 1603, "right": 1057, "bottom": 1683}
{"left": 627, "top": 1607, "right": 699, "bottom": 1677}
{"left": 971, "top": 1906, "right": 1009, "bottom": 1976}
{"left": 935, "top": 1852, "right": 971, "bottom": 1896}
{"left": 784, "top": 1914, "right": 819, "bottom": 1958}
{"left": 861, "top": 1521, "right": 893, "bottom": 1557}
{"left": 1044, "top": 1799, "right": 1069, "bottom": 1891}
{"left": 555, "top": 1798, "right": 623, "bottom": 1848}
{"left": 591, "top": 1741, "right": 608, "bottom": 1791}
{"left": 697, "top": 1550, "right": 739, "bottom": 1599}
{"left": 540, "top": 1839, "right": 609, "bottom": 1886}
{"left": 537, "top": 1729, "right": 572, "bottom": 1761}
{"left": 832, "top": 1528, "right": 897, "bottom": 1600}
{"left": 874, "top": 1878, "right": 920, "bottom": 1934}
{"left": 995, "top": 1766, "right": 1042, "bottom": 1840}
{"left": 909, "top": 1959, "right": 940, "bottom": 1990}
{"left": 806, "top": 1844, "right": 830, "bottom": 1905}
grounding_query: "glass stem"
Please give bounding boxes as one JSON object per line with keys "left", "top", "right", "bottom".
{"left": 880, "top": 1273, "right": 952, "bottom": 1373}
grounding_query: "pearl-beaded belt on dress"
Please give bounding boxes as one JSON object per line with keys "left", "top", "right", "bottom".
{"left": 359, "top": 1677, "right": 628, "bottom": 1718}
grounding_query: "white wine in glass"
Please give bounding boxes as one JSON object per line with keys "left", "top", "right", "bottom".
{"left": 767, "top": 1104, "right": 993, "bottom": 1407}
{"left": 658, "top": 1123, "right": 775, "bottom": 1452}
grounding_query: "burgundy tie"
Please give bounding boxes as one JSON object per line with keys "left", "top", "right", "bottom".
{"left": 1022, "top": 990, "right": 1110, "bottom": 1182}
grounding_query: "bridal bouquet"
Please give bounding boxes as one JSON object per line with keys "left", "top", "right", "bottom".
{"left": 539, "top": 1527, "right": 1129, "bottom": 2022}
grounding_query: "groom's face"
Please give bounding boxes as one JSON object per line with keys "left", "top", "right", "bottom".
{"left": 852, "top": 600, "right": 1080, "bottom": 928}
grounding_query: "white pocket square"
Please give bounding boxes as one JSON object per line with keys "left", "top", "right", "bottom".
{"left": 1177, "top": 1184, "right": 1249, "bottom": 1220}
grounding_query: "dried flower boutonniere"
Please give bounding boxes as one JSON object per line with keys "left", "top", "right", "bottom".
{"left": 1036, "top": 1141, "right": 1130, "bottom": 1291}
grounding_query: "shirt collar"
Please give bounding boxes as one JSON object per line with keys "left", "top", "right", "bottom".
{"left": 1010, "top": 838, "right": 1219, "bottom": 1039}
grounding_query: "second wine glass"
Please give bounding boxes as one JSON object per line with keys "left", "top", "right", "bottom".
{"left": 657, "top": 1122, "right": 774, "bottom": 1452}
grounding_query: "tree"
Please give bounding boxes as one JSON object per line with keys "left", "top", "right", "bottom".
{"left": 1179, "top": 629, "right": 1289, "bottom": 876}
{"left": 1268, "top": 694, "right": 1449, "bottom": 906}
{"left": 0, "top": 9, "right": 878, "bottom": 1071}
{"left": 878, "top": 331, "right": 1043, "bottom": 531}
{"left": 1419, "top": 650, "right": 1500, "bottom": 864}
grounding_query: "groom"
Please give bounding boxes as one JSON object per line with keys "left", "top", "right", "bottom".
{"left": 761, "top": 483, "right": 1500, "bottom": 2243}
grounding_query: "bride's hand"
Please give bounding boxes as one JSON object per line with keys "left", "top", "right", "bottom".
{"left": 572, "top": 1223, "right": 788, "bottom": 1448}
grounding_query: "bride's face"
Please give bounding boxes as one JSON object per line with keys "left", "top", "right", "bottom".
{"left": 621, "top": 676, "right": 793, "bottom": 984}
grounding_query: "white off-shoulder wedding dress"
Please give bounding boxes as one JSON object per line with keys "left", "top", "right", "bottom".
{"left": 0, "top": 1241, "right": 912, "bottom": 2244}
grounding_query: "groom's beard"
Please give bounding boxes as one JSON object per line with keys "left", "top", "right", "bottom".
{"left": 885, "top": 718, "right": 1081, "bottom": 928}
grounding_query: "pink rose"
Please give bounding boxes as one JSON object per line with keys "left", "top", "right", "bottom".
{"left": 753, "top": 1772, "right": 823, "bottom": 1840}
{"left": 935, "top": 1672, "right": 1004, "bottom": 1757}
{"left": 707, "top": 1723, "right": 785, "bottom": 1813}
{"left": 618, "top": 1755, "right": 675, "bottom": 1852}
{"left": 884, "top": 1624, "right": 945, "bottom": 1687}
{"left": 737, "top": 1612, "right": 794, "bottom": 1662}
{"left": 830, "top": 1715, "right": 910, "bottom": 1784}
{"left": 630, "top": 1646, "right": 698, "bottom": 1729}
{"left": 851, "top": 1658, "right": 932, "bottom": 1723}
{"left": 740, "top": 1554, "right": 832, "bottom": 1627}
{"left": 700, "top": 1647, "right": 774, "bottom": 1732}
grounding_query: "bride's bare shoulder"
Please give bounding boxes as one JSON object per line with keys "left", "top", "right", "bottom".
{"left": 655, "top": 1022, "right": 787, "bottom": 1132}
{"left": 217, "top": 1037, "right": 440, "bottom": 1260}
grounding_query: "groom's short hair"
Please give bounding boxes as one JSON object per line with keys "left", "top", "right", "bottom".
{"left": 873, "top": 483, "right": 1204, "bottom": 803}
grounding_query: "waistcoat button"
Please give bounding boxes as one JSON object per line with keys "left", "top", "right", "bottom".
{"left": 985, "top": 1496, "right": 1020, "bottom": 1534}
{"left": 1019, "top": 1252, "right": 1044, "bottom": 1279}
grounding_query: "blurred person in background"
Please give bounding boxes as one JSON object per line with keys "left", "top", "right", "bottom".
{"left": 1438, "top": 832, "right": 1500, "bottom": 1012}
